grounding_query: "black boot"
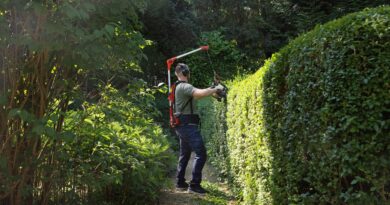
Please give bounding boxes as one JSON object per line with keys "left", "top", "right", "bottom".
{"left": 176, "top": 181, "right": 189, "bottom": 190}
{"left": 188, "top": 184, "right": 207, "bottom": 194}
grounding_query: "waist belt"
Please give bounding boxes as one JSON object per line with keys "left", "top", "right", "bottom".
{"left": 178, "top": 114, "right": 200, "bottom": 125}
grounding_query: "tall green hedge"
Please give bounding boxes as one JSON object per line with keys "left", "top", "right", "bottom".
{"left": 200, "top": 6, "right": 390, "bottom": 204}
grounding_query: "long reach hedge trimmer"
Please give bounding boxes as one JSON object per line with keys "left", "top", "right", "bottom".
{"left": 166, "top": 45, "right": 209, "bottom": 91}
{"left": 166, "top": 46, "right": 227, "bottom": 127}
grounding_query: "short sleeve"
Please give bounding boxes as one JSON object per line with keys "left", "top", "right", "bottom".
{"left": 180, "top": 83, "right": 194, "bottom": 97}
{"left": 175, "top": 82, "right": 197, "bottom": 114}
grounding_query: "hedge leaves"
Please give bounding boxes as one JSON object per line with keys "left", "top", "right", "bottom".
{"left": 200, "top": 6, "right": 390, "bottom": 205}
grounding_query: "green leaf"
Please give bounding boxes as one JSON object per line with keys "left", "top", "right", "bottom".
{"left": 84, "top": 118, "right": 94, "bottom": 126}
{"left": 8, "top": 109, "right": 36, "bottom": 122}
{"left": 32, "top": 124, "right": 45, "bottom": 135}
{"left": 60, "top": 131, "right": 76, "bottom": 143}
{"left": 104, "top": 24, "right": 115, "bottom": 38}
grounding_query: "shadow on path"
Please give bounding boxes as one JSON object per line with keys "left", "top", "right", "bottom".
{"left": 158, "top": 153, "right": 237, "bottom": 205}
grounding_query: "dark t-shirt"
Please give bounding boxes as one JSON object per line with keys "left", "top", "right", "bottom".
{"left": 175, "top": 82, "right": 197, "bottom": 114}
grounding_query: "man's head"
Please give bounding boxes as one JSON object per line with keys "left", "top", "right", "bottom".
{"left": 175, "top": 63, "right": 190, "bottom": 80}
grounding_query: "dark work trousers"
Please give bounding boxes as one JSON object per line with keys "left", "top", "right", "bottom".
{"left": 175, "top": 124, "right": 207, "bottom": 185}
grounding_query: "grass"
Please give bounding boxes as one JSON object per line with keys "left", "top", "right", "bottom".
{"left": 191, "top": 181, "right": 237, "bottom": 205}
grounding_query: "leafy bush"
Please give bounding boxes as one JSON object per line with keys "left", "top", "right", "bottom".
{"left": 60, "top": 85, "right": 175, "bottom": 204}
{"left": 200, "top": 6, "right": 390, "bottom": 204}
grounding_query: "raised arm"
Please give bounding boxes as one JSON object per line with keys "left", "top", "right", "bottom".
{"left": 192, "top": 87, "right": 218, "bottom": 100}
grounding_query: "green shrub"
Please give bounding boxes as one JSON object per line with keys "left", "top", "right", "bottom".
{"left": 200, "top": 6, "right": 390, "bottom": 204}
{"left": 62, "top": 85, "right": 175, "bottom": 204}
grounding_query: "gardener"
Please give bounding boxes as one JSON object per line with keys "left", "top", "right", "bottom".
{"left": 173, "top": 63, "right": 224, "bottom": 194}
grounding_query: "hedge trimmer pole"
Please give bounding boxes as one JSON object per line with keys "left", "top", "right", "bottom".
{"left": 166, "top": 45, "right": 209, "bottom": 95}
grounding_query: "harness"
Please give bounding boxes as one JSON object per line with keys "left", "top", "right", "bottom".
{"left": 168, "top": 81, "right": 199, "bottom": 128}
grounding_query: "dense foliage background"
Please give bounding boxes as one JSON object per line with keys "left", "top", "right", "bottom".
{"left": 199, "top": 6, "right": 390, "bottom": 204}
{"left": 0, "top": 0, "right": 388, "bottom": 204}
{"left": 0, "top": 1, "right": 171, "bottom": 204}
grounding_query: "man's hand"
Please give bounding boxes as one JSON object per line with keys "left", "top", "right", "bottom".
{"left": 192, "top": 83, "right": 227, "bottom": 100}
{"left": 211, "top": 83, "right": 227, "bottom": 101}
{"left": 213, "top": 84, "right": 225, "bottom": 91}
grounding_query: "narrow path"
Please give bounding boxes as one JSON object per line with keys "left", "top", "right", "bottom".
{"left": 158, "top": 153, "right": 237, "bottom": 205}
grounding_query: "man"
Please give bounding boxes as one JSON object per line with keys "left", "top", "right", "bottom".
{"left": 173, "top": 63, "right": 224, "bottom": 194}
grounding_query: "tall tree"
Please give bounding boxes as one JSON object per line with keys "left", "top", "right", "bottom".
{"left": 140, "top": 0, "right": 199, "bottom": 83}
{"left": 291, "top": 0, "right": 390, "bottom": 33}
{"left": 0, "top": 1, "right": 147, "bottom": 204}
{"left": 191, "top": 0, "right": 388, "bottom": 69}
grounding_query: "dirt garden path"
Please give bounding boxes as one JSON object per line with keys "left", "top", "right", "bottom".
{"left": 158, "top": 153, "right": 237, "bottom": 205}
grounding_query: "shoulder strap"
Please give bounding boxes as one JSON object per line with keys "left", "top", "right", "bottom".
{"left": 180, "top": 97, "right": 193, "bottom": 114}
{"left": 173, "top": 81, "right": 182, "bottom": 113}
